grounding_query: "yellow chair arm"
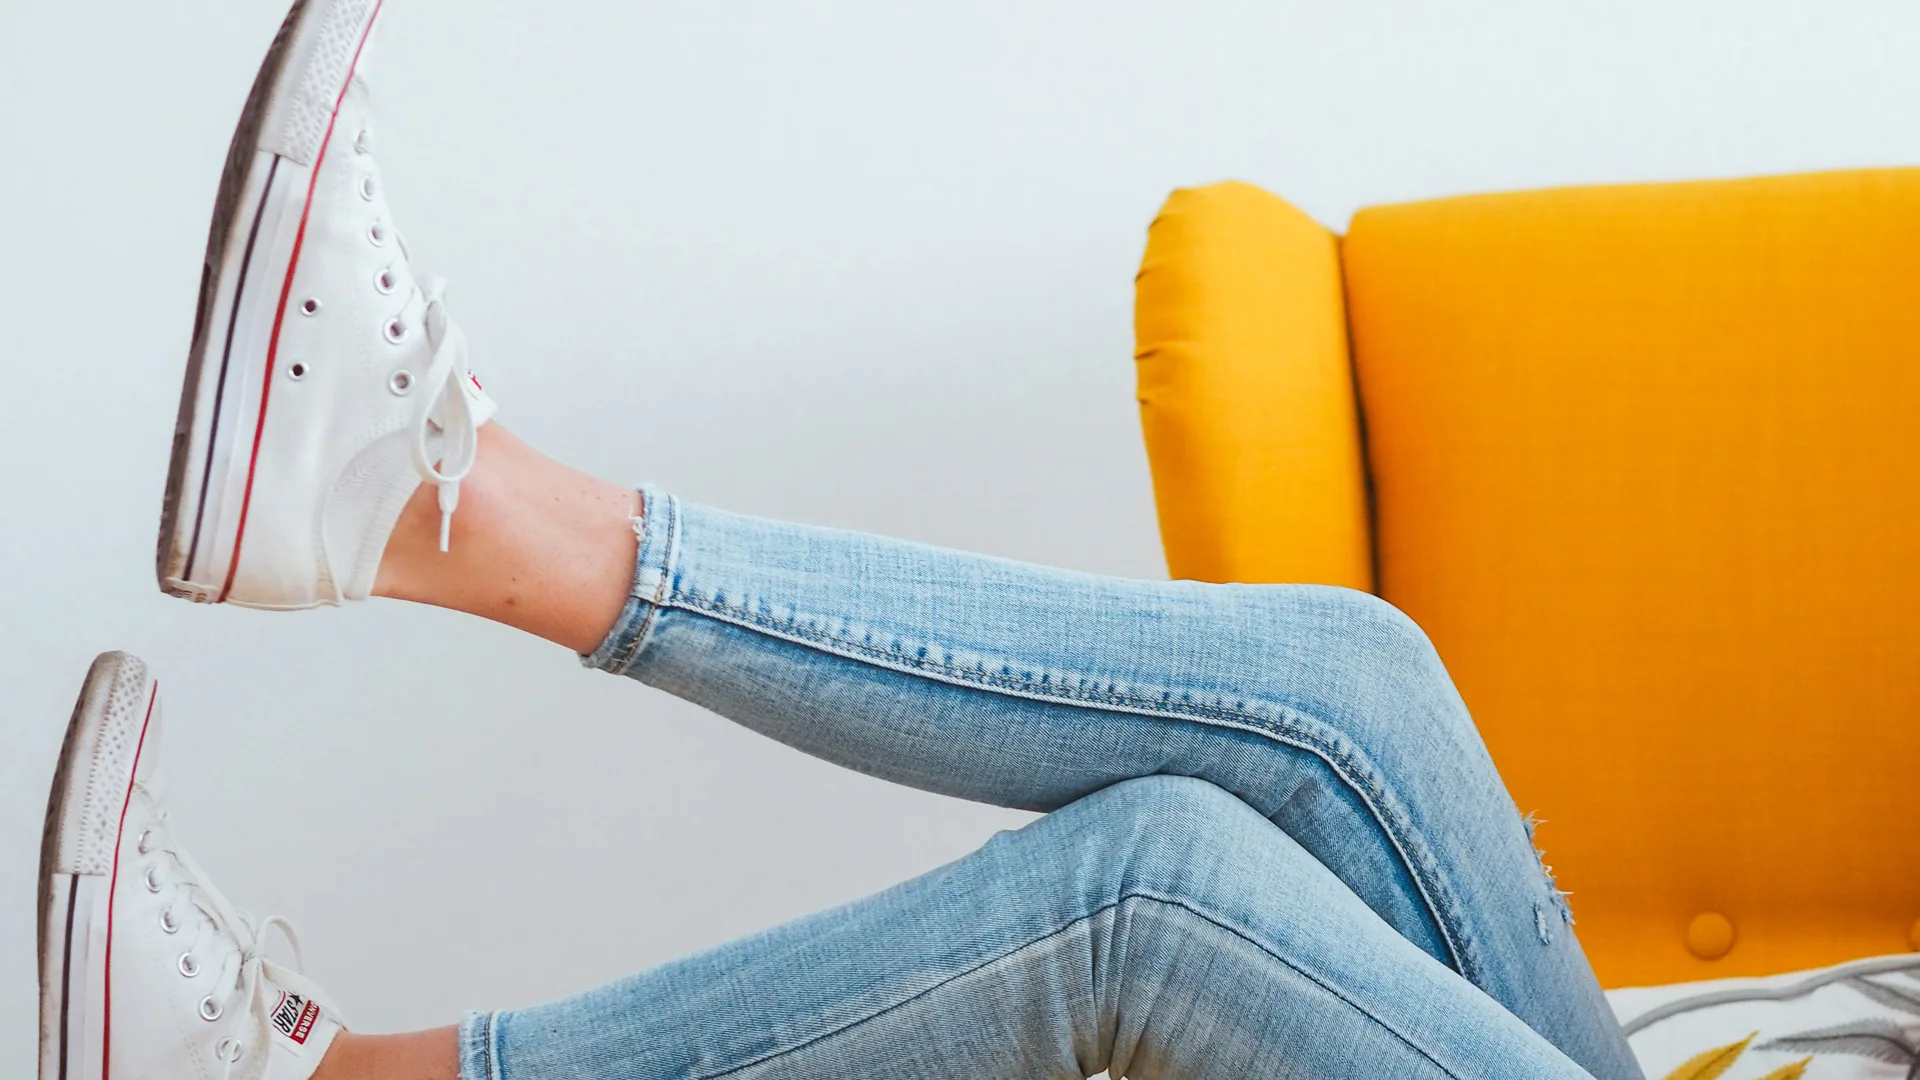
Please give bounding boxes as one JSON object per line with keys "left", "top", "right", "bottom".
{"left": 1134, "top": 181, "right": 1373, "bottom": 589}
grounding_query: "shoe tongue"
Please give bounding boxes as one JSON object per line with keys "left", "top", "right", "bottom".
{"left": 455, "top": 368, "right": 498, "bottom": 428}
{"left": 250, "top": 967, "right": 346, "bottom": 1080}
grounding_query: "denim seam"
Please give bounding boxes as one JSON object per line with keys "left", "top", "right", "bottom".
{"left": 661, "top": 590, "right": 1482, "bottom": 987}
{"left": 695, "top": 891, "right": 1465, "bottom": 1080}
{"left": 487, "top": 1011, "right": 501, "bottom": 1080}
{"left": 460, "top": 1009, "right": 500, "bottom": 1080}
{"left": 491, "top": 1010, "right": 506, "bottom": 1080}
{"left": 606, "top": 492, "right": 681, "bottom": 677}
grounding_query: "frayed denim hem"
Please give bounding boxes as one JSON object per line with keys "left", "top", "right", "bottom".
{"left": 580, "top": 486, "right": 681, "bottom": 675}
{"left": 459, "top": 1010, "right": 499, "bottom": 1080}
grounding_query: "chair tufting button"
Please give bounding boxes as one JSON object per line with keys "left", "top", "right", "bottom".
{"left": 1686, "top": 912, "right": 1736, "bottom": 960}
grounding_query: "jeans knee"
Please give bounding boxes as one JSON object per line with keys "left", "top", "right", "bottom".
{"left": 1072, "top": 775, "right": 1270, "bottom": 887}
{"left": 1098, "top": 774, "right": 1251, "bottom": 825}
{"left": 1320, "top": 588, "right": 1441, "bottom": 668}
{"left": 1297, "top": 586, "right": 1464, "bottom": 720}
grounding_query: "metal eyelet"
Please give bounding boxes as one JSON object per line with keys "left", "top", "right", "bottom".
{"left": 199, "top": 996, "right": 223, "bottom": 1022}
{"left": 136, "top": 829, "right": 152, "bottom": 854}
{"left": 355, "top": 128, "right": 373, "bottom": 154}
{"left": 388, "top": 370, "right": 414, "bottom": 395}
{"left": 178, "top": 951, "right": 199, "bottom": 977}
{"left": 144, "top": 866, "right": 162, "bottom": 893}
{"left": 359, "top": 174, "right": 378, "bottom": 201}
{"left": 374, "top": 267, "right": 397, "bottom": 294}
{"left": 160, "top": 908, "right": 180, "bottom": 934}
{"left": 215, "top": 1038, "right": 244, "bottom": 1064}
{"left": 368, "top": 220, "right": 387, "bottom": 246}
{"left": 300, "top": 297, "right": 322, "bottom": 316}
{"left": 383, "top": 317, "right": 408, "bottom": 344}
{"left": 288, "top": 362, "right": 308, "bottom": 381}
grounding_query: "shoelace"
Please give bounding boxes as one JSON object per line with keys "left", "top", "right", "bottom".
{"left": 148, "top": 814, "right": 308, "bottom": 1080}
{"left": 410, "top": 277, "right": 480, "bottom": 552}
{"left": 206, "top": 912, "right": 305, "bottom": 1080}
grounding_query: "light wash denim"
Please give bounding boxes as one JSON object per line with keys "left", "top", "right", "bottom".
{"left": 458, "top": 490, "right": 1641, "bottom": 1080}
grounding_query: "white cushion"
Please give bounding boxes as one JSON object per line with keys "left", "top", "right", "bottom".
{"left": 1608, "top": 954, "right": 1920, "bottom": 1079}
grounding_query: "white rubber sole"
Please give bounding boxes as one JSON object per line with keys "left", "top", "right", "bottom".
{"left": 37, "top": 653, "right": 160, "bottom": 1080}
{"left": 157, "top": 0, "right": 381, "bottom": 604}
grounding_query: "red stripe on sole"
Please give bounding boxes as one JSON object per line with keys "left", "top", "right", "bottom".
{"left": 219, "top": 0, "right": 387, "bottom": 603}
{"left": 99, "top": 679, "right": 159, "bottom": 1080}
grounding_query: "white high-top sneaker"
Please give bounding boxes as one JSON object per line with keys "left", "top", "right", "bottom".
{"left": 39, "top": 652, "right": 346, "bottom": 1080}
{"left": 157, "top": 0, "right": 493, "bottom": 610}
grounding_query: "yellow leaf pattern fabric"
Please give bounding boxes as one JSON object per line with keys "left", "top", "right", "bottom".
{"left": 1612, "top": 954, "right": 1920, "bottom": 1080}
{"left": 1661, "top": 1034, "right": 1756, "bottom": 1080}
{"left": 1748, "top": 1058, "right": 1811, "bottom": 1080}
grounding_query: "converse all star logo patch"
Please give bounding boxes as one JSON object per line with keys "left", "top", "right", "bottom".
{"left": 270, "top": 990, "right": 323, "bottom": 1045}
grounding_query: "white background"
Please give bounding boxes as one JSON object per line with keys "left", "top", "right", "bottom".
{"left": 2, "top": 0, "right": 1916, "bottom": 1068}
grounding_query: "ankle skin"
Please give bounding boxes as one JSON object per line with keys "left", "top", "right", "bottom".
{"left": 311, "top": 1029, "right": 461, "bottom": 1080}
{"left": 373, "top": 425, "right": 639, "bottom": 654}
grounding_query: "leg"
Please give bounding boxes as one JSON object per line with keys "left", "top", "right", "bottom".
{"left": 44, "top": 652, "right": 1587, "bottom": 1080}
{"left": 135, "top": 2, "right": 1601, "bottom": 1076}
{"left": 375, "top": 437, "right": 1638, "bottom": 1080}
{"left": 449, "top": 777, "right": 1596, "bottom": 1080}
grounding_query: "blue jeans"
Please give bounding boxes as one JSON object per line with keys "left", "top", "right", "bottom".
{"left": 458, "top": 490, "right": 1640, "bottom": 1080}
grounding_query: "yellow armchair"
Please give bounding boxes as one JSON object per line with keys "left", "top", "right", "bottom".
{"left": 1134, "top": 169, "right": 1920, "bottom": 989}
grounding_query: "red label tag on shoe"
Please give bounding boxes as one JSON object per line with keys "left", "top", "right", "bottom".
{"left": 270, "top": 991, "right": 322, "bottom": 1045}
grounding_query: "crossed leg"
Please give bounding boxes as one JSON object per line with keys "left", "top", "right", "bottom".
{"left": 304, "top": 425, "right": 1640, "bottom": 1080}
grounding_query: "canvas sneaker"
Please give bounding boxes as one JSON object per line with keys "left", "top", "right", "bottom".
{"left": 157, "top": 0, "right": 493, "bottom": 610}
{"left": 38, "top": 652, "right": 345, "bottom": 1080}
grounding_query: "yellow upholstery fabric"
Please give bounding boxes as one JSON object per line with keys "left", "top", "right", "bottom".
{"left": 1135, "top": 182, "right": 1374, "bottom": 590}
{"left": 1135, "top": 170, "right": 1920, "bottom": 988}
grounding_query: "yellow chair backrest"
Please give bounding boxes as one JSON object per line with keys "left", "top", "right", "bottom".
{"left": 1135, "top": 170, "right": 1920, "bottom": 988}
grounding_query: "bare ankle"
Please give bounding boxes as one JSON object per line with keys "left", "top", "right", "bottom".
{"left": 312, "top": 1028, "right": 461, "bottom": 1080}
{"left": 373, "top": 424, "right": 640, "bottom": 654}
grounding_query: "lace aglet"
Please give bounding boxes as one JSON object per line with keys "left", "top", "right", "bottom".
{"left": 437, "top": 481, "right": 460, "bottom": 553}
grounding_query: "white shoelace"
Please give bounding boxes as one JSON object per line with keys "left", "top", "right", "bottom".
{"left": 206, "top": 912, "right": 305, "bottom": 1080}
{"left": 148, "top": 815, "right": 308, "bottom": 1080}
{"left": 410, "top": 277, "right": 480, "bottom": 552}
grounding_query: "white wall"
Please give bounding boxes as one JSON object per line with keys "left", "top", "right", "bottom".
{"left": 3, "top": 0, "right": 1916, "bottom": 1065}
